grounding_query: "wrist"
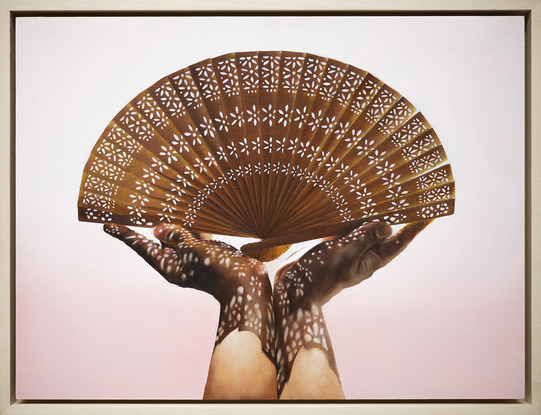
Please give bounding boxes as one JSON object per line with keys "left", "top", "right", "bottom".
{"left": 215, "top": 267, "right": 276, "bottom": 364}
{"left": 274, "top": 278, "right": 337, "bottom": 395}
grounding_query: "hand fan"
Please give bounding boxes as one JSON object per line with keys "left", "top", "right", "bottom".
{"left": 78, "top": 51, "right": 455, "bottom": 261}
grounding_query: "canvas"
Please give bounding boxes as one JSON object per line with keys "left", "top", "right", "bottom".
{"left": 15, "top": 15, "right": 524, "bottom": 400}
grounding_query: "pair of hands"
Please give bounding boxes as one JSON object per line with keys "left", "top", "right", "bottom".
{"left": 104, "top": 220, "right": 429, "bottom": 307}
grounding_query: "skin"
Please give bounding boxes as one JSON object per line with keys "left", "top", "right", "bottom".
{"left": 274, "top": 220, "right": 431, "bottom": 398}
{"left": 103, "top": 223, "right": 277, "bottom": 399}
{"left": 103, "top": 220, "right": 429, "bottom": 399}
{"left": 203, "top": 329, "right": 277, "bottom": 399}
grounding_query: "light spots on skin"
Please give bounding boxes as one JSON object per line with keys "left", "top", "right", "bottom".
{"left": 105, "top": 222, "right": 276, "bottom": 364}
{"left": 273, "top": 224, "right": 379, "bottom": 396}
{"left": 106, "top": 221, "right": 392, "bottom": 398}
{"left": 274, "top": 296, "right": 334, "bottom": 395}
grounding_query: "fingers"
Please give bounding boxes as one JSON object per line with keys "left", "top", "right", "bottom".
{"left": 354, "top": 220, "right": 431, "bottom": 278}
{"left": 154, "top": 223, "right": 199, "bottom": 248}
{"left": 321, "top": 219, "right": 429, "bottom": 293}
{"left": 321, "top": 222, "right": 392, "bottom": 267}
{"left": 342, "top": 221, "right": 392, "bottom": 246}
{"left": 368, "top": 220, "right": 432, "bottom": 267}
{"left": 103, "top": 223, "right": 132, "bottom": 240}
{"left": 103, "top": 223, "right": 177, "bottom": 276}
{"left": 274, "top": 220, "right": 430, "bottom": 307}
{"left": 315, "top": 220, "right": 430, "bottom": 295}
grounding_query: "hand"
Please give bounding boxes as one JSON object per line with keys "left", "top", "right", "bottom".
{"left": 275, "top": 220, "right": 430, "bottom": 307}
{"left": 103, "top": 223, "right": 275, "bottom": 355}
{"left": 273, "top": 220, "right": 430, "bottom": 394}
{"left": 103, "top": 223, "right": 269, "bottom": 302}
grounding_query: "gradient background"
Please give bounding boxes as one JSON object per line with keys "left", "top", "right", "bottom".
{"left": 16, "top": 16, "right": 524, "bottom": 399}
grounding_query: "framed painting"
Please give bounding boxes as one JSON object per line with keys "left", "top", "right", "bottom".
{"left": 1, "top": 1, "right": 540, "bottom": 414}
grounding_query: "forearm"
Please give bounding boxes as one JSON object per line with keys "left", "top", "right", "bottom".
{"left": 214, "top": 271, "right": 276, "bottom": 363}
{"left": 104, "top": 223, "right": 279, "bottom": 399}
{"left": 274, "top": 274, "right": 342, "bottom": 399}
{"left": 204, "top": 329, "right": 278, "bottom": 399}
{"left": 204, "top": 271, "right": 278, "bottom": 399}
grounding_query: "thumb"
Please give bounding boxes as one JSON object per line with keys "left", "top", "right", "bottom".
{"left": 154, "top": 223, "right": 199, "bottom": 248}
{"left": 369, "top": 220, "right": 432, "bottom": 267}
{"left": 347, "top": 221, "right": 393, "bottom": 246}
{"left": 333, "top": 221, "right": 393, "bottom": 262}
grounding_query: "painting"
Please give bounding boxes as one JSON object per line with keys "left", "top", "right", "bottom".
{"left": 15, "top": 15, "right": 524, "bottom": 400}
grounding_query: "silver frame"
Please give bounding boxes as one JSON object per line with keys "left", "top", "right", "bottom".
{"left": 1, "top": 1, "right": 539, "bottom": 414}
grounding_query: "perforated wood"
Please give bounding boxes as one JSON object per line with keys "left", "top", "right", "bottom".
{"left": 78, "top": 51, "right": 455, "bottom": 261}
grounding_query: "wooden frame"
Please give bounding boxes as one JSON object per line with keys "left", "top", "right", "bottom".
{"left": 1, "top": 1, "right": 539, "bottom": 414}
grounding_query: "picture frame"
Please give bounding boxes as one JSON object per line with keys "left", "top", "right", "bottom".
{"left": 1, "top": 1, "right": 539, "bottom": 414}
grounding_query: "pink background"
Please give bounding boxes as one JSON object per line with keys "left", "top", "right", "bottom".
{"left": 16, "top": 16, "right": 524, "bottom": 399}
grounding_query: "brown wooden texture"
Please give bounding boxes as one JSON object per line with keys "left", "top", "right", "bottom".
{"left": 78, "top": 51, "right": 455, "bottom": 260}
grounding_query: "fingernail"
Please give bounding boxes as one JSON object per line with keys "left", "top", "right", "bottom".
{"left": 154, "top": 225, "right": 167, "bottom": 239}
{"left": 376, "top": 225, "right": 392, "bottom": 238}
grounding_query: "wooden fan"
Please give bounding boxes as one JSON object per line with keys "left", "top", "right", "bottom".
{"left": 78, "top": 51, "right": 455, "bottom": 261}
